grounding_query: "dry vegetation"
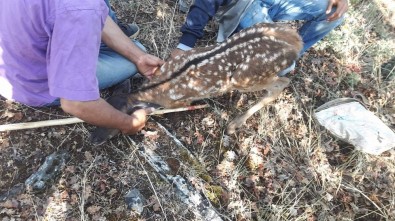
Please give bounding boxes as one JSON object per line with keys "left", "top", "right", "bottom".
{"left": 1, "top": 0, "right": 394, "bottom": 220}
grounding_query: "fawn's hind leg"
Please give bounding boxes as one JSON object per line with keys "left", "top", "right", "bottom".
{"left": 227, "top": 77, "right": 290, "bottom": 134}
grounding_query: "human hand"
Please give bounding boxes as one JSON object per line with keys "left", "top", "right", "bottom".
{"left": 121, "top": 108, "right": 154, "bottom": 135}
{"left": 326, "top": 0, "right": 349, "bottom": 22}
{"left": 136, "top": 54, "right": 164, "bottom": 79}
{"left": 170, "top": 48, "right": 186, "bottom": 59}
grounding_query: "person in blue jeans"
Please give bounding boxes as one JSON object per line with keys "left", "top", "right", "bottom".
{"left": 98, "top": 0, "right": 148, "bottom": 90}
{"left": 171, "top": 0, "right": 349, "bottom": 75}
{"left": 0, "top": 0, "right": 164, "bottom": 135}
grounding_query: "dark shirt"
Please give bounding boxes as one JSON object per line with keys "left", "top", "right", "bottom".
{"left": 179, "top": 0, "right": 231, "bottom": 48}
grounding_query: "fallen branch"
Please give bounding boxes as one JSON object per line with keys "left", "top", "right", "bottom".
{"left": 0, "top": 104, "right": 209, "bottom": 132}
{"left": 150, "top": 104, "right": 208, "bottom": 115}
{"left": 0, "top": 117, "right": 84, "bottom": 132}
{"left": 127, "top": 136, "right": 223, "bottom": 221}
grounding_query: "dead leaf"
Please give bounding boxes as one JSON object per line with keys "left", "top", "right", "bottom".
{"left": 84, "top": 151, "right": 93, "bottom": 161}
{"left": 247, "top": 146, "right": 264, "bottom": 170}
{"left": 194, "top": 130, "right": 204, "bottom": 144}
{"left": 236, "top": 94, "right": 248, "bottom": 107}
{"left": 216, "top": 160, "right": 235, "bottom": 177}
{"left": 202, "top": 115, "right": 215, "bottom": 127}
{"left": 148, "top": 195, "right": 161, "bottom": 212}
{"left": 83, "top": 185, "right": 92, "bottom": 200}
{"left": 0, "top": 199, "right": 19, "bottom": 209}
{"left": 245, "top": 175, "right": 259, "bottom": 187}
{"left": 369, "top": 194, "right": 382, "bottom": 206}
{"left": 61, "top": 190, "right": 69, "bottom": 200}
{"left": 220, "top": 191, "right": 231, "bottom": 206}
{"left": 70, "top": 194, "right": 78, "bottom": 205}
{"left": 142, "top": 130, "right": 160, "bottom": 140}
{"left": 181, "top": 136, "right": 192, "bottom": 145}
{"left": 108, "top": 188, "right": 117, "bottom": 196}
{"left": 0, "top": 138, "right": 10, "bottom": 149}
{"left": 4, "top": 110, "right": 14, "bottom": 119}
{"left": 65, "top": 166, "right": 75, "bottom": 173}
{"left": 87, "top": 205, "right": 101, "bottom": 215}
{"left": 262, "top": 144, "right": 270, "bottom": 156}
{"left": 0, "top": 208, "right": 16, "bottom": 216}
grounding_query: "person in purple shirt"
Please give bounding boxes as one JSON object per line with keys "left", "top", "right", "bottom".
{"left": 172, "top": 0, "right": 348, "bottom": 75}
{"left": 0, "top": 0, "right": 164, "bottom": 135}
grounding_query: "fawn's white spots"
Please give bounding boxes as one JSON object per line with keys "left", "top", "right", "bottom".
{"left": 129, "top": 23, "right": 300, "bottom": 114}
{"left": 170, "top": 92, "right": 184, "bottom": 100}
{"left": 241, "top": 64, "right": 248, "bottom": 71}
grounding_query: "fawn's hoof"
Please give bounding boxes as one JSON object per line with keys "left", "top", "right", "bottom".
{"left": 227, "top": 116, "right": 248, "bottom": 134}
{"left": 226, "top": 122, "right": 238, "bottom": 134}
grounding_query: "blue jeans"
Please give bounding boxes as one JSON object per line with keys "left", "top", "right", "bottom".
{"left": 97, "top": 40, "right": 145, "bottom": 90}
{"left": 46, "top": 0, "right": 142, "bottom": 106}
{"left": 238, "top": 0, "right": 345, "bottom": 55}
{"left": 100, "top": 0, "right": 143, "bottom": 89}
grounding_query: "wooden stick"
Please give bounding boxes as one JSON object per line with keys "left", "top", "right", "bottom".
{"left": 0, "top": 118, "right": 84, "bottom": 132}
{"left": 0, "top": 104, "right": 209, "bottom": 132}
{"left": 149, "top": 104, "right": 208, "bottom": 115}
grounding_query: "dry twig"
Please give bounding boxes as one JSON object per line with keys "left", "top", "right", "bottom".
{"left": 0, "top": 104, "right": 208, "bottom": 132}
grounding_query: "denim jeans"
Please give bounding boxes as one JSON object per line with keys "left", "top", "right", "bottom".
{"left": 97, "top": 41, "right": 145, "bottom": 90}
{"left": 99, "top": 0, "right": 143, "bottom": 90}
{"left": 46, "top": 0, "right": 142, "bottom": 106}
{"left": 238, "top": 0, "right": 345, "bottom": 55}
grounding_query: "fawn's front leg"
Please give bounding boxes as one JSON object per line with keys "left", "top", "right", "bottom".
{"left": 227, "top": 77, "right": 290, "bottom": 134}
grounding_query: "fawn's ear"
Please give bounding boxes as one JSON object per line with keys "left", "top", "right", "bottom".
{"left": 111, "top": 79, "right": 131, "bottom": 95}
{"left": 152, "top": 65, "right": 163, "bottom": 77}
{"left": 90, "top": 94, "right": 130, "bottom": 145}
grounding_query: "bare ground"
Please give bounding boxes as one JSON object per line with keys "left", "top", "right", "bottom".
{"left": 1, "top": 0, "right": 395, "bottom": 220}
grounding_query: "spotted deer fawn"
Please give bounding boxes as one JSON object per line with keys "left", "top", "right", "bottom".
{"left": 91, "top": 23, "right": 303, "bottom": 144}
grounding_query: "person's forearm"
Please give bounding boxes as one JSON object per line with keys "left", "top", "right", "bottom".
{"left": 60, "top": 98, "right": 134, "bottom": 133}
{"left": 101, "top": 16, "right": 144, "bottom": 64}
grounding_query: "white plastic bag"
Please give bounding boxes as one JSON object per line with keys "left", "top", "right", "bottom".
{"left": 314, "top": 98, "right": 395, "bottom": 155}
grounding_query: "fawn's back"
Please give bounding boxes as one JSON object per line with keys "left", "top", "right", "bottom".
{"left": 128, "top": 22, "right": 302, "bottom": 108}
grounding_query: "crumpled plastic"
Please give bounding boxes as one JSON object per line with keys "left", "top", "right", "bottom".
{"left": 314, "top": 98, "right": 395, "bottom": 155}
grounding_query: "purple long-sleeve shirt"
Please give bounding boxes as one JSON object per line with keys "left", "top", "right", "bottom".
{"left": 0, "top": 0, "right": 109, "bottom": 106}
